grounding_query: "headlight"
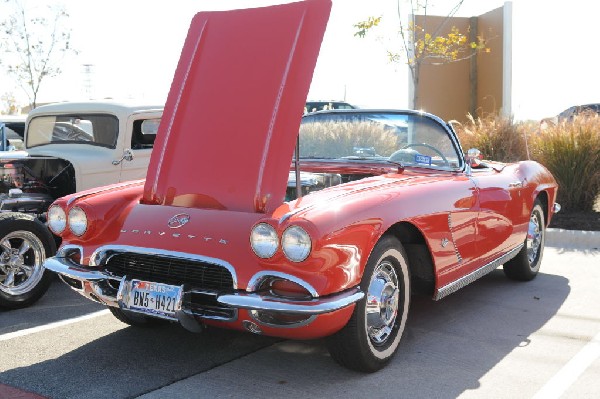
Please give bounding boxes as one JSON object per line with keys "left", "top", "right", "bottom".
{"left": 47, "top": 206, "right": 66, "bottom": 234}
{"left": 250, "top": 223, "right": 278, "bottom": 258}
{"left": 282, "top": 225, "right": 311, "bottom": 262}
{"left": 68, "top": 207, "right": 88, "bottom": 236}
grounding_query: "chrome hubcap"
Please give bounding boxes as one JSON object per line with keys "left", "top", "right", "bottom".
{"left": 0, "top": 231, "right": 45, "bottom": 295}
{"left": 526, "top": 211, "right": 542, "bottom": 266}
{"left": 366, "top": 261, "right": 400, "bottom": 346}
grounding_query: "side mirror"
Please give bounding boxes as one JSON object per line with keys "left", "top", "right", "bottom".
{"left": 465, "top": 148, "right": 483, "bottom": 168}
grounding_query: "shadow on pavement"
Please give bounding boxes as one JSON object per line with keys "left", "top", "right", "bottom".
{"left": 0, "top": 269, "right": 569, "bottom": 399}
{"left": 140, "top": 269, "right": 571, "bottom": 398}
{"left": 0, "top": 321, "right": 278, "bottom": 399}
{"left": 0, "top": 277, "right": 104, "bottom": 335}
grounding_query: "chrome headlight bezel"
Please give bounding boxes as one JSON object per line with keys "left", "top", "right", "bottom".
{"left": 282, "top": 225, "right": 311, "bottom": 262}
{"left": 250, "top": 223, "right": 279, "bottom": 259}
{"left": 68, "top": 206, "right": 88, "bottom": 236}
{"left": 47, "top": 205, "right": 67, "bottom": 234}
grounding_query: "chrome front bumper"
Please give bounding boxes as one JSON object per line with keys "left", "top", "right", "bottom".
{"left": 44, "top": 253, "right": 364, "bottom": 322}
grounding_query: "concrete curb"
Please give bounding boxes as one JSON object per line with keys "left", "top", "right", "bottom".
{"left": 546, "top": 228, "right": 600, "bottom": 250}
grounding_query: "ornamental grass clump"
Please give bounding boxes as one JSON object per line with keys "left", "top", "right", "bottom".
{"left": 299, "top": 120, "right": 398, "bottom": 158}
{"left": 453, "top": 113, "right": 529, "bottom": 162}
{"left": 531, "top": 113, "right": 600, "bottom": 212}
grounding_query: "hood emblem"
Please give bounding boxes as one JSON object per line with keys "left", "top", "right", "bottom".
{"left": 168, "top": 213, "right": 191, "bottom": 229}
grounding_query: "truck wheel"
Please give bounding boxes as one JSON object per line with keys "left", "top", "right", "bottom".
{"left": 109, "top": 307, "right": 169, "bottom": 327}
{"left": 0, "top": 213, "right": 56, "bottom": 309}
{"left": 503, "top": 200, "right": 545, "bottom": 281}
{"left": 326, "top": 235, "right": 411, "bottom": 372}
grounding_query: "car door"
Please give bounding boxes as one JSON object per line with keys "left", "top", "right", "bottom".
{"left": 119, "top": 113, "right": 162, "bottom": 182}
{"left": 470, "top": 166, "right": 526, "bottom": 260}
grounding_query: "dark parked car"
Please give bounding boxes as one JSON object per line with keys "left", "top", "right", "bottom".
{"left": 541, "top": 103, "right": 600, "bottom": 128}
{"left": 557, "top": 103, "right": 600, "bottom": 121}
{"left": 305, "top": 100, "right": 355, "bottom": 113}
{"left": 0, "top": 115, "right": 26, "bottom": 150}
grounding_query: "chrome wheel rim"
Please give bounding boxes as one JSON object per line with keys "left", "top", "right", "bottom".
{"left": 0, "top": 231, "right": 46, "bottom": 295}
{"left": 527, "top": 211, "right": 542, "bottom": 266}
{"left": 366, "top": 260, "right": 400, "bottom": 346}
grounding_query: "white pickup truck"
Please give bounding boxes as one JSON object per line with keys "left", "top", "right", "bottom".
{"left": 0, "top": 100, "right": 162, "bottom": 308}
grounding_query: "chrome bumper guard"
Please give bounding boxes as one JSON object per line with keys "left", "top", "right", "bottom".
{"left": 44, "top": 255, "right": 365, "bottom": 319}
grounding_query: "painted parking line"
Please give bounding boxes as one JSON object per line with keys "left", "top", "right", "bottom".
{"left": 0, "top": 309, "right": 110, "bottom": 342}
{"left": 532, "top": 330, "right": 600, "bottom": 399}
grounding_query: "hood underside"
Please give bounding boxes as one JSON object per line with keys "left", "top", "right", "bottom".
{"left": 143, "top": 0, "right": 331, "bottom": 214}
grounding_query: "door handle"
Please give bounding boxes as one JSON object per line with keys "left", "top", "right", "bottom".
{"left": 112, "top": 149, "right": 134, "bottom": 165}
{"left": 508, "top": 180, "right": 523, "bottom": 188}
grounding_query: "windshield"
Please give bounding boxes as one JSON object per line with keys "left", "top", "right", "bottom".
{"left": 299, "top": 111, "right": 462, "bottom": 170}
{"left": 26, "top": 114, "right": 119, "bottom": 148}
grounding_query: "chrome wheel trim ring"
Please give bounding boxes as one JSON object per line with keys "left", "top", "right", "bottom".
{"left": 526, "top": 210, "right": 542, "bottom": 266}
{"left": 0, "top": 231, "right": 46, "bottom": 295}
{"left": 366, "top": 260, "right": 400, "bottom": 346}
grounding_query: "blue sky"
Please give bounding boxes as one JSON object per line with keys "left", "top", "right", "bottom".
{"left": 1, "top": 0, "right": 599, "bottom": 120}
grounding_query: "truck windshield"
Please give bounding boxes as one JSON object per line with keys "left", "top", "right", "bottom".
{"left": 26, "top": 114, "right": 119, "bottom": 148}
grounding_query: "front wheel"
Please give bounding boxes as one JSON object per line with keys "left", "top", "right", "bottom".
{"left": 0, "top": 213, "right": 56, "bottom": 309}
{"left": 326, "top": 235, "right": 411, "bottom": 372}
{"left": 503, "top": 200, "right": 545, "bottom": 281}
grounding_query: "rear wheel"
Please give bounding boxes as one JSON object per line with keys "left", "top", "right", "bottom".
{"left": 503, "top": 200, "right": 545, "bottom": 281}
{"left": 326, "top": 235, "right": 411, "bottom": 372}
{"left": 0, "top": 214, "right": 56, "bottom": 309}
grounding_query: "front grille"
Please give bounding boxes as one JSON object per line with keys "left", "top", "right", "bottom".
{"left": 103, "top": 252, "right": 234, "bottom": 291}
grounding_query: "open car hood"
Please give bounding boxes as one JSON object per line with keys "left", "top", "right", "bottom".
{"left": 143, "top": 0, "right": 331, "bottom": 213}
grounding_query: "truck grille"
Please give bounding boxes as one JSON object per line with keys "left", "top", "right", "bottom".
{"left": 103, "top": 253, "right": 234, "bottom": 291}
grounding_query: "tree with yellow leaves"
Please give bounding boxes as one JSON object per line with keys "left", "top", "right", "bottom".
{"left": 355, "top": 0, "right": 489, "bottom": 109}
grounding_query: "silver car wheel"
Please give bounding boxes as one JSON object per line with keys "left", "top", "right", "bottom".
{"left": 366, "top": 260, "right": 400, "bottom": 346}
{"left": 0, "top": 230, "right": 46, "bottom": 296}
{"left": 527, "top": 209, "right": 543, "bottom": 266}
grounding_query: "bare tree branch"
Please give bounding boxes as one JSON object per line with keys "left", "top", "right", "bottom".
{"left": 0, "top": 0, "right": 76, "bottom": 109}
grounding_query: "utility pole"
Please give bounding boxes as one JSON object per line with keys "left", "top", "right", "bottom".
{"left": 82, "top": 64, "right": 94, "bottom": 99}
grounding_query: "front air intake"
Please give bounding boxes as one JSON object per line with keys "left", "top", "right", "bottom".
{"left": 103, "top": 252, "right": 234, "bottom": 290}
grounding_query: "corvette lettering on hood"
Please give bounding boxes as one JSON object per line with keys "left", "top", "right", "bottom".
{"left": 143, "top": 0, "right": 332, "bottom": 214}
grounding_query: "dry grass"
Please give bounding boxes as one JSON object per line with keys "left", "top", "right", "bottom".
{"left": 531, "top": 113, "right": 600, "bottom": 212}
{"left": 453, "top": 111, "right": 600, "bottom": 213}
{"left": 300, "top": 120, "right": 398, "bottom": 158}
{"left": 453, "top": 113, "right": 530, "bottom": 162}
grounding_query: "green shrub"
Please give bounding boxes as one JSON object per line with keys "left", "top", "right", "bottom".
{"left": 531, "top": 113, "right": 600, "bottom": 212}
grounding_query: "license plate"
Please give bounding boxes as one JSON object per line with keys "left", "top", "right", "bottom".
{"left": 121, "top": 279, "right": 182, "bottom": 320}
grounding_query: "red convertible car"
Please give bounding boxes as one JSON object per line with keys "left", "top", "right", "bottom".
{"left": 43, "top": 0, "right": 559, "bottom": 372}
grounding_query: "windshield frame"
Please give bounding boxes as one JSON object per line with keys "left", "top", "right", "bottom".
{"left": 298, "top": 109, "right": 465, "bottom": 173}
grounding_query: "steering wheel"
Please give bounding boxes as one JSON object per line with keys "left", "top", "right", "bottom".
{"left": 390, "top": 143, "right": 449, "bottom": 166}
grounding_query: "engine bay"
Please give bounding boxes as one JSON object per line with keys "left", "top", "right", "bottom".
{"left": 0, "top": 157, "right": 75, "bottom": 215}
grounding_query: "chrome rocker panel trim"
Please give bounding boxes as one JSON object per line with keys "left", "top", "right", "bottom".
{"left": 434, "top": 243, "right": 524, "bottom": 300}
